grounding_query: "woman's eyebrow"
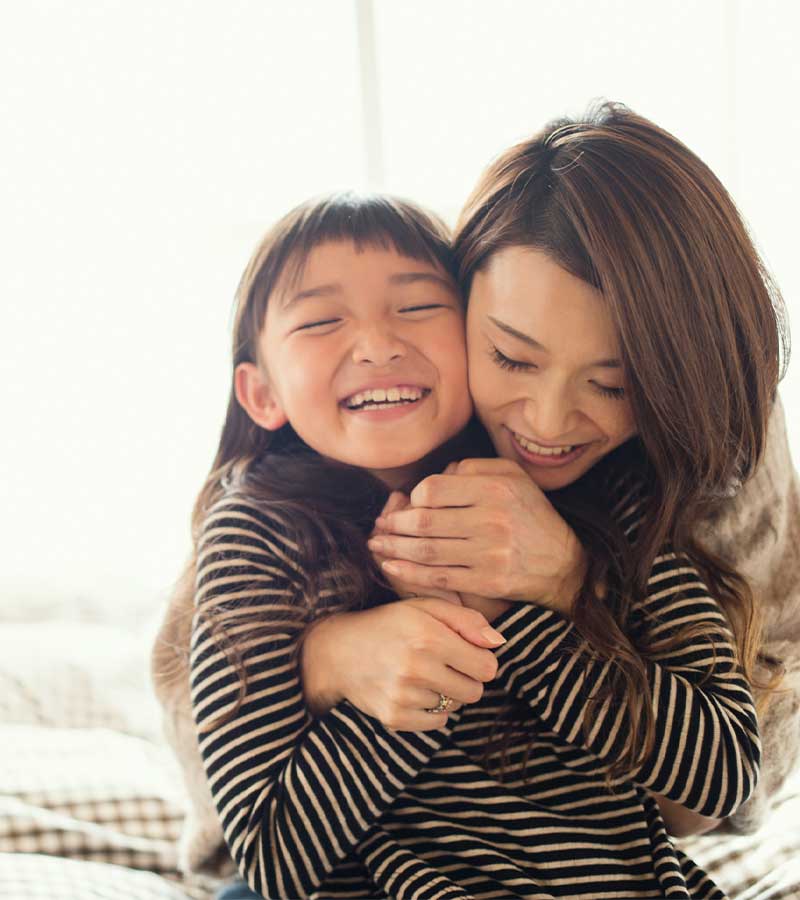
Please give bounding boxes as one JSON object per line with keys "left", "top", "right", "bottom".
{"left": 488, "top": 315, "right": 622, "bottom": 368}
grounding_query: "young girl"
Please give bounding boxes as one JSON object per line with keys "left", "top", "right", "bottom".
{"left": 151, "top": 193, "right": 507, "bottom": 898}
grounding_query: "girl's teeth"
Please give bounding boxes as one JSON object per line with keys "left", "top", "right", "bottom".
{"left": 346, "top": 386, "right": 424, "bottom": 409}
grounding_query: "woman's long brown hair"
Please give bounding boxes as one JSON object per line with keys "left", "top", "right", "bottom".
{"left": 455, "top": 101, "right": 789, "bottom": 781}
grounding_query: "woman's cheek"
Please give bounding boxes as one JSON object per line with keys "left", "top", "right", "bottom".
{"left": 466, "top": 359, "right": 499, "bottom": 422}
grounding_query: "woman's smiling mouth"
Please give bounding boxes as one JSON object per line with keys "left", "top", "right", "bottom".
{"left": 509, "top": 428, "right": 591, "bottom": 467}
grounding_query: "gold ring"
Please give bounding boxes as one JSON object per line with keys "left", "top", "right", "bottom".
{"left": 425, "top": 693, "right": 453, "bottom": 713}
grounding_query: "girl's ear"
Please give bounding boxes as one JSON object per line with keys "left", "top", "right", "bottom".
{"left": 234, "top": 362, "right": 289, "bottom": 431}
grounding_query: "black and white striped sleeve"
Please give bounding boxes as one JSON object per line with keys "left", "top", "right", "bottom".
{"left": 489, "top": 549, "right": 761, "bottom": 819}
{"left": 189, "top": 497, "right": 458, "bottom": 899}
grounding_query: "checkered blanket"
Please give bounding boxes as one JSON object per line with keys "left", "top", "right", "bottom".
{"left": 1, "top": 617, "right": 799, "bottom": 900}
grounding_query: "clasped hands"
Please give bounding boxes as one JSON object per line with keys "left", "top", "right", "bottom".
{"left": 301, "top": 458, "right": 586, "bottom": 732}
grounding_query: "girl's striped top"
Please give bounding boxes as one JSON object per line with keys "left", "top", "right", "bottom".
{"left": 189, "top": 472, "right": 760, "bottom": 899}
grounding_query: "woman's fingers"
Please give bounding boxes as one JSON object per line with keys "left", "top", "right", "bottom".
{"left": 408, "top": 471, "right": 531, "bottom": 510}
{"left": 383, "top": 560, "right": 484, "bottom": 597}
{"left": 369, "top": 534, "right": 470, "bottom": 567}
{"left": 405, "top": 598, "right": 506, "bottom": 651}
{"left": 376, "top": 505, "right": 485, "bottom": 539}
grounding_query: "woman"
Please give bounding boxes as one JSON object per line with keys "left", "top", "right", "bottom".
{"left": 300, "top": 102, "right": 791, "bottom": 895}
{"left": 160, "top": 103, "right": 794, "bottom": 899}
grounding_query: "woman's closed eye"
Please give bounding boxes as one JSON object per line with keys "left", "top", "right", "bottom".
{"left": 489, "top": 345, "right": 535, "bottom": 371}
{"left": 592, "top": 382, "right": 626, "bottom": 400}
{"left": 489, "top": 345, "right": 626, "bottom": 398}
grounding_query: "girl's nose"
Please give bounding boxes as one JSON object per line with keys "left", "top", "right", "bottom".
{"left": 352, "top": 324, "right": 406, "bottom": 366}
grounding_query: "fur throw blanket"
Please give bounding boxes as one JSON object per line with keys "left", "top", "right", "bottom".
{"left": 696, "top": 394, "right": 800, "bottom": 832}
{"left": 152, "top": 395, "right": 800, "bottom": 874}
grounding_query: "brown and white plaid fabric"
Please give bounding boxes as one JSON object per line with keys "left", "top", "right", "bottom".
{"left": 0, "top": 854, "right": 215, "bottom": 900}
{"left": 1, "top": 616, "right": 798, "bottom": 899}
{"left": 0, "top": 724, "right": 219, "bottom": 899}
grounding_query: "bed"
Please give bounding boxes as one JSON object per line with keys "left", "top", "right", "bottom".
{"left": 2, "top": 602, "right": 799, "bottom": 900}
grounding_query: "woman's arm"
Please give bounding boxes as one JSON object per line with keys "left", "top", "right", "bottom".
{"left": 190, "top": 497, "right": 474, "bottom": 899}
{"left": 487, "top": 550, "right": 761, "bottom": 821}
{"left": 651, "top": 792, "right": 721, "bottom": 837}
{"left": 300, "top": 599, "right": 504, "bottom": 722}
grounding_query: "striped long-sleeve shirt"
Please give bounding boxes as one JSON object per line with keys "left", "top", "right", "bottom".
{"left": 189, "top": 474, "right": 760, "bottom": 899}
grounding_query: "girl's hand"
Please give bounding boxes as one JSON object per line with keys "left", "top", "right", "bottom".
{"left": 300, "top": 598, "right": 506, "bottom": 732}
{"left": 368, "top": 458, "right": 587, "bottom": 617}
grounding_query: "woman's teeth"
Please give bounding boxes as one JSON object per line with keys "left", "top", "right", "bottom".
{"left": 346, "top": 386, "right": 426, "bottom": 410}
{"left": 514, "top": 432, "right": 576, "bottom": 456}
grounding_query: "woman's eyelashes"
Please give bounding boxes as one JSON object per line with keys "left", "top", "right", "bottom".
{"left": 488, "top": 345, "right": 626, "bottom": 399}
{"left": 594, "top": 383, "right": 626, "bottom": 400}
{"left": 489, "top": 345, "right": 534, "bottom": 371}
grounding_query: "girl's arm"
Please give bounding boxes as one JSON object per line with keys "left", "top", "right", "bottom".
{"left": 486, "top": 549, "right": 761, "bottom": 822}
{"left": 190, "top": 498, "right": 466, "bottom": 900}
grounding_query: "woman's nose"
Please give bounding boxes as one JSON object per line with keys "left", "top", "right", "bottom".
{"left": 521, "top": 389, "right": 575, "bottom": 442}
{"left": 351, "top": 324, "right": 406, "bottom": 366}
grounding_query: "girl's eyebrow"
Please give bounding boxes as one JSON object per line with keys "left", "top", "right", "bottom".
{"left": 388, "top": 272, "right": 454, "bottom": 290}
{"left": 285, "top": 272, "right": 454, "bottom": 309}
{"left": 487, "top": 315, "right": 622, "bottom": 369}
{"left": 285, "top": 283, "right": 341, "bottom": 308}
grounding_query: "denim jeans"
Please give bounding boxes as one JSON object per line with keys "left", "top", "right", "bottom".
{"left": 215, "top": 881, "right": 263, "bottom": 900}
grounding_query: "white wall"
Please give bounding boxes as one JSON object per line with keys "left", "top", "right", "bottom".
{"left": 1, "top": 1, "right": 797, "bottom": 612}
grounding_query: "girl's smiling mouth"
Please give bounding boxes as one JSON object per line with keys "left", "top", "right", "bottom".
{"left": 341, "top": 384, "right": 431, "bottom": 411}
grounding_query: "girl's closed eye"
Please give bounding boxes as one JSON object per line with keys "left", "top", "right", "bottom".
{"left": 294, "top": 317, "right": 342, "bottom": 333}
{"left": 399, "top": 303, "right": 448, "bottom": 315}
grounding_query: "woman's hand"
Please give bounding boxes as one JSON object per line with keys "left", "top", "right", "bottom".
{"left": 368, "top": 458, "right": 587, "bottom": 617}
{"left": 458, "top": 593, "right": 513, "bottom": 623}
{"left": 373, "top": 494, "right": 510, "bottom": 621}
{"left": 371, "top": 491, "right": 461, "bottom": 604}
{"left": 300, "top": 598, "right": 506, "bottom": 731}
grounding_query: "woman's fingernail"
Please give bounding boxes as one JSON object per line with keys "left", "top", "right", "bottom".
{"left": 481, "top": 626, "right": 506, "bottom": 646}
{"left": 381, "top": 560, "right": 400, "bottom": 575}
{"left": 375, "top": 517, "right": 387, "bottom": 529}
{"left": 368, "top": 538, "right": 384, "bottom": 552}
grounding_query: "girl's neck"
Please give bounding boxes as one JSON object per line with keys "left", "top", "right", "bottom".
{"left": 369, "top": 461, "right": 425, "bottom": 494}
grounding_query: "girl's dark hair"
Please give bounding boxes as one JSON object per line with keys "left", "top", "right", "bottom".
{"left": 454, "top": 101, "right": 788, "bottom": 780}
{"left": 154, "top": 192, "right": 483, "bottom": 722}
